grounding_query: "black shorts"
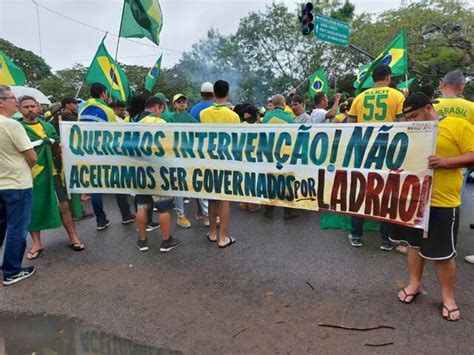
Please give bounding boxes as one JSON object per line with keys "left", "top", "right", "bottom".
{"left": 390, "top": 207, "right": 459, "bottom": 260}
{"left": 54, "top": 175, "right": 69, "bottom": 203}
{"left": 134, "top": 195, "right": 174, "bottom": 213}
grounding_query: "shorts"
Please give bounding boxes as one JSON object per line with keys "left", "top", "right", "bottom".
{"left": 54, "top": 175, "right": 69, "bottom": 203}
{"left": 134, "top": 195, "right": 174, "bottom": 213}
{"left": 390, "top": 206, "right": 459, "bottom": 260}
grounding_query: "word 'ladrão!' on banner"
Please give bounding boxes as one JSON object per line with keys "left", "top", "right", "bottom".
{"left": 60, "top": 122, "right": 437, "bottom": 230}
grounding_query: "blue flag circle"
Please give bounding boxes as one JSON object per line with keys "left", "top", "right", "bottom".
{"left": 313, "top": 80, "right": 323, "bottom": 91}
{"left": 381, "top": 54, "right": 392, "bottom": 66}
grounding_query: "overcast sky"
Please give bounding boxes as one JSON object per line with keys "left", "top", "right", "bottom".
{"left": 0, "top": 0, "right": 401, "bottom": 71}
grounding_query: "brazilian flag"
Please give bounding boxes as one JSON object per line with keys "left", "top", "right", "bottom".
{"left": 119, "top": 0, "right": 163, "bottom": 46}
{"left": 0, "top": 50, "right": 26, "bottom": 86}
{"left": 356, "top": 31, "right": 408, "bottom": 94}
{"left": 352, "top": 64, "right": 371, "bottom": 89}
{"left": 397, "top": 78, "right": 415, "bottom": 91}
{"left": 308, "top": 69, "right": 329, "bottom": 97}
{"left": 145, "top": 55, "right": 162, "bottom": 92}
{"left": 84, "top": 40, "right": 130, "bottom": 103}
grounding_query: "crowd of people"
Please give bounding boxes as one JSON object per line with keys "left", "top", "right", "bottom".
{"left": 1, "top": 64, "right": 473, "bottom": 322}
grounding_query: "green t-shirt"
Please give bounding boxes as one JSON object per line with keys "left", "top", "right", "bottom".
{"left": 173, "top": 110, "right": 197, "bottom": 123}
{"left": 161, "top": 110, "right": 175, "bottom": 122}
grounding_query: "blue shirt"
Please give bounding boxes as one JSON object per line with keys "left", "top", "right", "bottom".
{"left": 190, "top": 101, "right": 213, "bottom": 122}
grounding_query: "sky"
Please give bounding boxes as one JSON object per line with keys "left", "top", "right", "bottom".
{"left": 0, "top": 0, "right": 402, "bottom": 71}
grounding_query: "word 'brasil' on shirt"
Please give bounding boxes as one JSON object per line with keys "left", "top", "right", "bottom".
{"left": 432, "top": 115, "right": 474, "bottom": 207}
{"left": 200, "top": 104, "right": 240, "bottom": 124}
{"left": 433, "top": 97, "right": 474, "bottom": 125}
{"left": 262, "top": 108, "right": 294, "bottom": 124}
{"left": 349, "top": 86, "right": 405, "bottom": 123}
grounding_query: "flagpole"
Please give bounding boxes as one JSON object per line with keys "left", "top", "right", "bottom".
{"left": 115, "top": 1, "right": 126, "bottom": 63}
{"left": 294, "top": 73, "right": 313, "bottom": 91}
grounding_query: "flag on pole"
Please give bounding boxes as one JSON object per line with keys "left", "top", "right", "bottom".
{"left": 0, "top": 50, "right": 26, "bottom": 86}
{"left": 308, "top": 69, "right": 329, "bottom": 97}
{"left": 119, "top": 0, "right": 163, "bottom": 46}
{"left": 145, "top": 55, "right": 162, "bottom": 92}
{"left": 352, "top": 64, "right": 371, "bottom": 89}
{"left": 356, "top": 31, "right": 408, "bottom": 94}
{"left": 397, "top": 78, "right": 415, "bottom": 91}
{"left": 84, "top": 40, "right": 131, "bottom": 103}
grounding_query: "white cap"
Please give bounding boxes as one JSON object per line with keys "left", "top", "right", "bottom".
{"left": 200, "top": 82, "right": 214, "bottom": 93}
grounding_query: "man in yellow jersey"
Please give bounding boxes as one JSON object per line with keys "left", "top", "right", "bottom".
{"left": 135, "top": 96, "right": 180, "bottom": 253}
{"left": 390, "top": 92, "right": 474, "bottom": 321}
{"left": 348, "top": 65, "right": 405, "bottom": 123}
{"left": 347, "top": 64, "right": 405, "bottom": 251}
{"left": 434, "top": 71, "right": 473, "bottom": 125}
{"left": 200, "top": 80, "right": 239, "bottom": 248}
{"left": 18, "top": 96, "right": 84, "bottom": 259}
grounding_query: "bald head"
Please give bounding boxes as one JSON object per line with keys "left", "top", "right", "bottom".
{"left": 272, "top": 94, "right": 286, "bottom": 109}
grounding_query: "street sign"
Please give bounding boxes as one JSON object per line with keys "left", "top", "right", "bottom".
{"left": 314, "top": 14, "right": 350, "bottom": 47}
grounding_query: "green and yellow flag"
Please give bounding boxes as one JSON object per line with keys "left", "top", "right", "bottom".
{"left": 145, "top": 55, "right": 162, "bottom": 92}
{"left": 356, "top": 31, "right": 408, "bottom": 94}
{"left": 397, "top": 78, "right": 415, "bottom": 91}
{"left": 352, "top": 64, "right": 371, "bottom": 89}
{"left": 309, "top": 69, "right": 329, "bottom": 97}
{"left": 84, "top": 40, "right": 130, "bottom": 103}
{"left": 119, "top": 0, "right": 163, "bottom": 46}
{"left": 0, "top": 50, "right": 26, "bottom": 86}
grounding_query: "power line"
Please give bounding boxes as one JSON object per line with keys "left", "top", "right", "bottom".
{"left": 33, "top": 1, "right": 184, "bottom": 55}
{"left": 32, "top": 0, "right": 43, "bottom": 57}
{"left": 48, "top": 52, "right": 181, "bottom": 65}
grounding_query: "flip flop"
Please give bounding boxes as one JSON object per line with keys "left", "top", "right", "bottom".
{"left": 218, "top": 237, "right": 236, "bottom": 249}
{"left": 26, "top": 249, "right": 43, "bottom": 260}
{"left": 398, "top": 288, "right": 421, "bottom": 304}
{"left": 441, "top": 304, "right": 460, "bottom": 322}
{"left": 68, "top": 243, "right": 85, "bottom": 251}
{"left": 206, "top": 232, "right": 217, "bottom": 243}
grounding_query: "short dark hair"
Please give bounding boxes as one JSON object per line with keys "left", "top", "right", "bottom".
{"left": 129, "top": 94, "right": 150, "bottom": 117}
{"left": 290, "top": 95, "right": 304, "bottom": 104}
{"left": 243, "top": 105, "right": 258, "bottom": 124}
{"left": 109, "top": 101, "right": 126, "bottom": 109}
{"left": 90, "top": 83, "right": 107, "bottom": 99}
{"left": 18, "top": 95, "right": 37, "bottom": 105}
{"left": 144, "top": 96, "right": 164, "bottom": 109}
{"left": 61, "top": 97, "right": 77, "bottom": 107}
{"left": 419, "top": 83, "right": 435, "bottom": 100}
{"left": 314, "top": 93, "right": 326, "bottom": 105}
{"left": 213, "top": 80, "right": 229, "bottom": 99}
{"left": 372, "top": 64, "right": 391, "bottom": 82}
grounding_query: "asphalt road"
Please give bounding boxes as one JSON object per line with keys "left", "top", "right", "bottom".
{"left": 1, "top": 186, "right": 474, "bottom": 354}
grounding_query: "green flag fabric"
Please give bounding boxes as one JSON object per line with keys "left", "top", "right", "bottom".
{"left": 20, "top": 120, "right": 62, "bottom": 232}
{"left": 397, "top": 78, "right": 415, "bottom": 91}
{"left": 356, "top": 31, "right": 408, "bottom": 94}
{"left": 0, "top": 50, "right": 26, "bottom": 86}
{"left": 319, "top": 213, "right": 380, "bottom": 231}
{"left": 309, "top": 69, "right": 329, "bottom": 97}
{"left": 352, "top": 64, "right": 372, "bottom": 89}
{"left": 145, "top": 55, "right": 162, "bottom": 92}
{"left": 84, "top": 40, "right": 131, "bottom": 103}
{"left": 119, "top": 0, "right": 163, "bottom": 46}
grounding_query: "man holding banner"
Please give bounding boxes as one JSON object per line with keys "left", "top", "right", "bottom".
{"left": 347, "top": 64, "right": 405, "bottom": 250}
{"left": 391, "top": 92, "right": 474, "bottom": 321}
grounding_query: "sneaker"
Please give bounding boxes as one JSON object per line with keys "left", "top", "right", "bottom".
{"left": 177, "top": 216, "right": 191, "bottom": 228}
{"left": 184, "top": 198, "right": 191, "bottom": 205}
{"left": 348, "top": 234, "right": 363, "bottom": 247}
{"left": 160, "top": 236, "right": 181, "bottom": 252}
{"left": 3, "top": 266, "right": 35, "bottom": 286}
{"left": 380, "top": 242, "right": 394, "bottom": 251}
{"left": 136, "top": 238, "right": 149, "bottom": 252}
{"left": 465, "top": 255, "right": 474, "bottom": 264}
{"left": 122, "top": 214, "right": 136, "bottom": 225}
{"left": 146, "top": 222, "right": 160, "bottom": 232}
{"left": 195, "top": 214, "right": 210, "bottom": 227}
{"left": 97, "top": 219, "right": 111, "bottom": 231}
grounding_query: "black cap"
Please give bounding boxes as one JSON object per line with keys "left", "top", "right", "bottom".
{"left": 372, "top": 64, "right": 391, "bottom": 81}
{"left": 403, "top": 92, "right": 439, "bottom": 114}
{"left": 61, "top": 97, "right": 78, "bottom": 106}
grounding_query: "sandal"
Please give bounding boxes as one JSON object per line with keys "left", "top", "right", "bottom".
{"left": 398, "top": 288, "right": 421, "bottom": 304}
{"left": 26, "top": 249, "right": 43, "bottom": 260}
{"left": 206, "top": 232, "right": 217, "bottom": 243}
{"left": 395, "top": 245, "right": 408, "bottom": 256}
{"left": 441, "top": 304, "right": 460, "bottom": 322}
{"left": 218, "top": 236, "right": 236, "bottom": 249}
{"left": 68, "top": 243, "right": 85, "bottom": 251}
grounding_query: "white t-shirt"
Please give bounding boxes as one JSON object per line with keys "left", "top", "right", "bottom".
{"left": 308, "top": 108, "right": 328, "bottom": 123}
{"left": 0, "top": 116, "right": 33, "bottom": 190}
{"left": 295, "top": 112, "right": 310, "bottom": 124}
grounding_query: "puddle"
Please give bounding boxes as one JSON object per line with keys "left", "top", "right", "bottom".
{"left": 0, "top": 312, "right": 181, "bottom": 355}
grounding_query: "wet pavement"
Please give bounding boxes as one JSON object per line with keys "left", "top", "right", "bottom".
{"left": 0, "top": 312, "right": 179, "bottom": 355}
{"left": 1, "top": 186, "right": 474, "bottom": 353}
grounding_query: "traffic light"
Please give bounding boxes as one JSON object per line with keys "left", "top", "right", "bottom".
{"left": 299, "top": 2, "right": 314, "bottom": 36}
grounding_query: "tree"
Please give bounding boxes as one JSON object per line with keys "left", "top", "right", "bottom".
{"left": 36, "top": 64, "right": 88, "bottom": 102}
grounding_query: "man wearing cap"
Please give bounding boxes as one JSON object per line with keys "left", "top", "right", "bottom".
{"left": 61, "top": 97, "right": 79, "bottom": 122}
{"left": 190, "top": 82, "right": 214, "bottom": 123}
{"left": 390, "top": 92, "right": 474, "bottom": 321}
{"left": 154, "top": 92, "right": 174, "bottom": 122}
{"left": 347, "top": 64, "right": 406, "bottom": 251}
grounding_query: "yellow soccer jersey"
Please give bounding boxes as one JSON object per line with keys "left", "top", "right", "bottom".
{"left": 349, "top": 86, "right": 405, "bottom": 123}
{"left": 433, "top": 97, "right": 474, "bottom": 125}
{"left": 200, "top": 104, "right": 241, "bottom": 124}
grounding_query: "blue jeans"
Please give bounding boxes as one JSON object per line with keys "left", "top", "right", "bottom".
{"left": 90, "top": 194, "right": 131, "bottom": 223}
{"left": 0, "top": 189, "right": 33, "bottom": 278}
{"left": 351, "top": 216, "right": 391, "bottom": 243}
